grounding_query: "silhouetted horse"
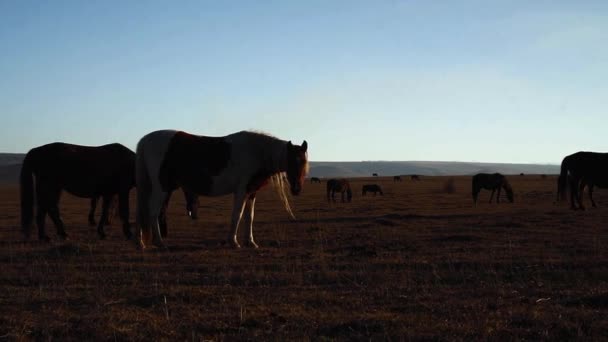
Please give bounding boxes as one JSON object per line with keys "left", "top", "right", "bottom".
{"left": 135, "top": 130, "right": 308, "bottom": 249}
{"left": 557, "top": 151, "right": 608, "bottom": 210}
{"left": 326, "top": 179, "right": 352, "bottom": 202}
{"left": 472, "top": 173, "right": 514, "bottom": 205}
{"left": 411, "top": 175, "right": 421, "bottom": 181}
{"left": 372, "top": 173, "right": 378, "bottom": 177}
{"left": 393, "top": 176, "right": 402, "bottom": 182}
{"left": 310, "top": 177, "right": 322, "bottom": 183}
{"left": 20, "top": 142, "right": 135, "bottom": 241}
{"left": 362, "top": 184, "right": 383, "bottom": 196}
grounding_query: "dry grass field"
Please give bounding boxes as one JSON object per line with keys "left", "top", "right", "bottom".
{"left": 1, "top": 175, "right": 607, "bottom": 340}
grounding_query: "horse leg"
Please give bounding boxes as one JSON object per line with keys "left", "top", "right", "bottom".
{"left": 88, "top": 197, "right": 97, "bottom": 226}
{"left": 46, "top": 190, "right": 67, "bottom": 240}
{"left": 115, "top": 191, "right": 131, "bottom": 240}
{"left": 497, "top": 187, "right": 502, "bottom": 204}
{"left": 228, "top": 191, "right": 248, "bottom": 248}
{"left": 589, "top": 184, "right": 597, "bottom": 208}
{"left": 341, "top": 190, "right": 345, "bottom": 202}
{"left": 96, "top": 196, "right": 112, "bottom": 239}
{"left": 489, "top": 189, "right": 495, "bottom": 203}
{"left": 244, "top": 194, "right": 258, "bottom": 248}
{"left": 35, "top": 202, "right": 50, "bottom": 242}
{"left": 148, "top": 186, "right": 168, "bottom": 249}
{"left": 185, "top": 190, "right": 199, "bottom": 220}
{"left": 577, "top": 181, "right": 586, "bottom": 210}
{"left": 570, "top": 177, "right": 580, "bottom": 210}
{"left": 158, "top": 191, "right": 172, "bottom": 238}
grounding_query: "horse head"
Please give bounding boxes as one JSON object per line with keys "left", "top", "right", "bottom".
{"left": 286, "top": 140, "right": 308, "bottom": 195}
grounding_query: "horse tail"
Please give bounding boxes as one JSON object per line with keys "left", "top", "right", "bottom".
{"left": 20, "top": 150, "right": 36, "bottom": 237}
{"left": 135, "top": 140, "right": 152, "bottom": 243}
{"left": 557, "top": 156, "right": 570, "bottom": 202}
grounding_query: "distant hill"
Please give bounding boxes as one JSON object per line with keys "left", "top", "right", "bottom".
{"left": 0, "top": 153, "right": 560, "bottom": 184}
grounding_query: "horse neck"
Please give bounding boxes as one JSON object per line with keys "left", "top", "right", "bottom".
{"left": 261, "top": 137, "right": 288, "bottom": 174}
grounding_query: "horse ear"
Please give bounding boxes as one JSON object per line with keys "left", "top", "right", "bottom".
{"left": 287, "top": 141, "right": 293, "bottom": 147}
{"left": 302, "top": 140, "right": 307, "bottom": 152}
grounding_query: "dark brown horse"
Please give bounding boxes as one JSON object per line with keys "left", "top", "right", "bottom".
{"left": 472, "top": 173, "right": 514, "bottom": 205}
{"left": 362, "top": 184, "right": 383, "bottom": 196}
{"left": 393, "top": 176, "right": 402, "bottom": 182}
{"left": 21, "top": 142, "right": 135, "bottom": 241}
{"left": 411, "top": 175, "right": 421, "bottom": 181}
{"left": 557, "top": 152, "right": 608, "bottom": 210}
{"left": 310, "top": 177, "right": 322, "bottom": 183}
{"left": 327, "top": 179, "right": 352, "bottom": 202}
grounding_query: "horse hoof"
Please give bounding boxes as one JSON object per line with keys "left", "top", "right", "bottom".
{"left": 247, "top": 240, "right": 259, "bottom": 249}
{"left": 39, "top": 235, "right": 51, "bottom": 242}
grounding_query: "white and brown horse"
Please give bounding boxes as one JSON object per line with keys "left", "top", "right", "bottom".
{"left": 134, "top": 130, "right": 308, "bottom": 249}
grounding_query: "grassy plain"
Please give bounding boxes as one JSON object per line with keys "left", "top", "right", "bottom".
{"left": 0, "top": 175, "right": 607, "bottom": 340}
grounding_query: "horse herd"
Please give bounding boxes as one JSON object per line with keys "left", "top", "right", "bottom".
{"left": 20, "top": 130, "right": 309, "bottom": 249}
{"left": 18, "top": 134, "right": 608, "bottom": 250}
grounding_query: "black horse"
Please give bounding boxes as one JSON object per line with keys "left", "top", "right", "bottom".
{"left": 557, "top": 151, "right": 608, "bottom": 210}
{"left": 472, "top": 173, "right": 514, "bottom": 205}
{"left": 326, "top": 179, "right": 352, "bottom": 202}
{"left": 411, "top": 175, "right": 421, "bottom": 181}
{"left": 393, "top": 176, "right": 402, "bottom": 182}
{"left": 310, "top": 177, "right": 322, "bottom": 183}
{"left": 362, "top": 184, "right": 383, "bottom": 196}
{"left": 21, "top": 142, "right": 135, "bottom": 241}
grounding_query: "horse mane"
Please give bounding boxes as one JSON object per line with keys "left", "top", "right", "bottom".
{"left": 239, "top": 130, "right": 307, "bottom": 220}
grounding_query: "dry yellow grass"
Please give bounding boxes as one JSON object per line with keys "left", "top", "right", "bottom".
{"left": 1, "top": 175, "right": 607, "bottom": 340}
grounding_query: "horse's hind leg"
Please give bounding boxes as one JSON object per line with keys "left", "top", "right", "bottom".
{"left": 158, "top": 191, "right": 172, "bottom": 239}
{"left": 46, "top": 190, "right": 67, "bottom": 240}
{"left": 88, "top": 198, "right": 97, "bottom": 226}
{"left": 589, "top": 185, "right": 597, "bottom": 208}
{"left": 489, "top": 189, "right": 495, "bottom": 203}
{"left": 96, "top": 196, "right": 112, "bottom": 239}
{"left": 117, "top": 191, "right": 132, "bottom": 240}
{"left": 147, "top": 186, "right": 168, "bottom": 249}
{"left": 496, "top": 187, "right": 502, "bottom": 204}
{"left": 35, "top": 204, "right": 49, "bottom": 242}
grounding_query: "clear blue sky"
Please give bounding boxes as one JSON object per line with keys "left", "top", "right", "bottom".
{"left": 1, "top": 1, "right": 606, "bottom": 163}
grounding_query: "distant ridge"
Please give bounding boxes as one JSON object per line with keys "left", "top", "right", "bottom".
{"left": 0, "top": 153, "right": 559, "bottom": 184}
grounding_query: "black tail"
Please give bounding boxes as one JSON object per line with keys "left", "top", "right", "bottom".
{"left": 20, "top": 151, "right": 35, "bottom": 237}
{"left": 557, "top": 157, "right": 569, "bottom": 202}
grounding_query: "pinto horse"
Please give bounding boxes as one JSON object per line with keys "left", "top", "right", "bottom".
{"left": 557, "top": 151, "right": 608, "bottom": 210}
{"left": 134, "top": 130, "right": 308, "bottom": 249}
{"left": 472, "top": 173, "right": 514, "bottom": 205}
{"left": 20, "top": 142, "right": 135, "bottom": 241}
{"left": 326, "top": 179, "right": 352, "bottom": 202}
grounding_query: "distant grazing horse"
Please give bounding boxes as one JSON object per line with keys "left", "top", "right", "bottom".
{"left": 372, "top": 173, "right": 378, "bottom": 177}
{"left": 326, "top": 179, "right": 352, "bottom": 202}
{"left": 393, "top": 176, "right": 402, "bottom": 182}
{"left": 411, "top": 175, "right": 421, "bottom": 181}
{"left": 310, "top": 177, "right": 322, "bottom": 183}
{"left": 20, "top": 142, "right": 135, "bottom": 241}
{"left": 472, "top": 173, "right": 514, "bottom": 205}
{"left": 557, "top": 151, "right": 608, "bottom": 210}
{"left": 362, "top": 184, "right": 383, "bottom": 196}
{"left": 135, "top": 130, "right": 308, "bottom": 249}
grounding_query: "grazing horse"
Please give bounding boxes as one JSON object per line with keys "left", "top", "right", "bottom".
{"left": 557, "top": 151, "right": 608, "bottom": 210}
{"left": 134, "top": 130, "right": 308, "bottom": 249}
{"left": 393, "top": 176, "right": 402, "bottom": 182}
{"left": 20, "top": 142, "right": 135, "bottom": 241}
{"left": 310, "top": 177, "right": 322, "bottom": 183}
{"left": 472, "top": 173, "right": 514, "bottom": 205}
{"left": 372, "top": 173, "right": 378, "bottom": 177}
{"left": 326, "top": 179, "right": 352, "bottom": 202}
{"left": 362, "top": 184, "right": 383, "bottom": 196}
{"left": 411, "top": 175, "right": 421, "bottom": 181}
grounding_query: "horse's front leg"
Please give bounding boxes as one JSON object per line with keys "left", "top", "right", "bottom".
{"left": 228, "top": 191, "right": 248, "bottom": 248}
{"left": 244, "top": 193, "right": 258, "bottom": 248}
{"left": 88, "top": 197, "right": 97, "bottom": 226}
{"left": 589, "top": 185, "right": 597, "bottom": 208}
{"left": 489, "top": 189, "right": 495, "bottom": 203}
{"left": 497, "top": 187, "right": 502, "bottom": 204}
{"left": 118, "top": 191, "right": 132, "bottom": 240}
{"left": 96, "top": 196, "right": 112, "bottom": 239}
